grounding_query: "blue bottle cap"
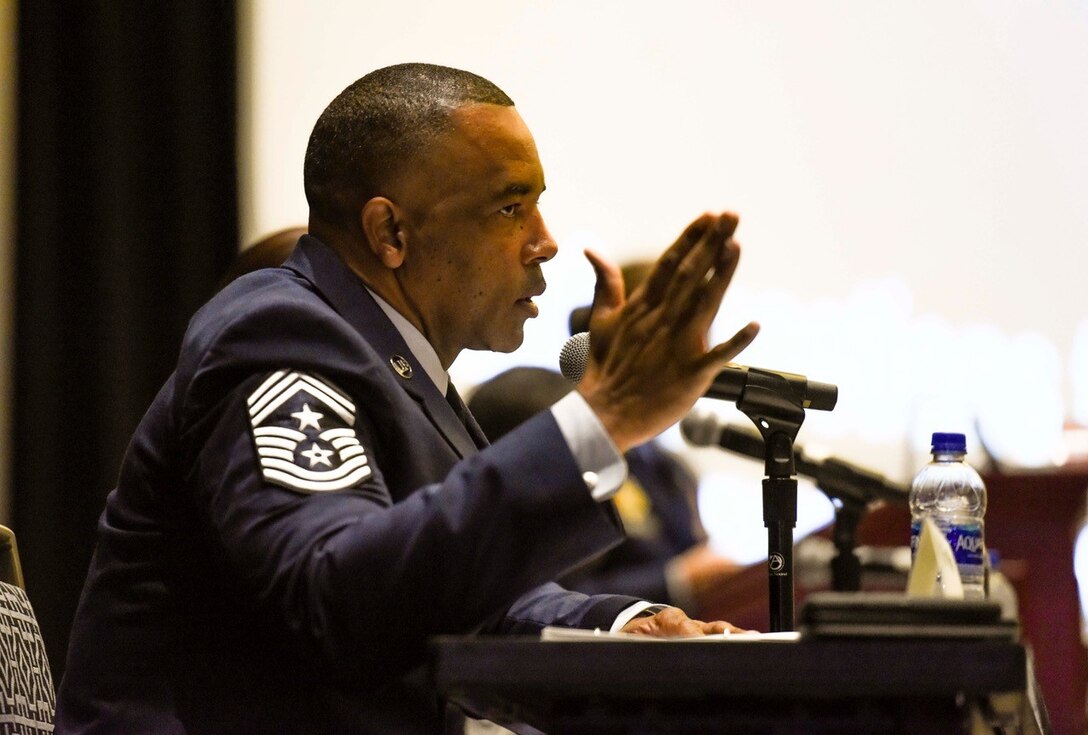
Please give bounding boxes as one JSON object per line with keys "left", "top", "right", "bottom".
{"left": 931, "top": 432, "right": 966, "bottom": 452}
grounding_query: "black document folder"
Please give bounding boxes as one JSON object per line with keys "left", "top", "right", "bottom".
{"left": 799, "top": 591, "right": 1019, "bottom": 640}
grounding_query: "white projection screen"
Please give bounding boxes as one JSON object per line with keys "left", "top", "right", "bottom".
{"left": 240, "top": 1, "right": 1088, "bottom": 560}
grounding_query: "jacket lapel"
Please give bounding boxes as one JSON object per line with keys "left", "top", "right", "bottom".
{"left": 283, "top": 236, "right": 481, "bottom": 459}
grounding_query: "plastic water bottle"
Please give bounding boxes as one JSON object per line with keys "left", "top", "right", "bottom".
{"left": 909, "top": 432, "right": 988, "bottom": 599}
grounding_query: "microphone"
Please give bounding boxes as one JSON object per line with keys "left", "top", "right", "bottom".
{"left": 559, "top": 331, "right": 592, "bottom": 384}
{"left": 708, "top": 364, "right": 838, "bottom": 412}
{"left": 559, "top": 331, "right": 837, "bottom": 411}
{"left": 680, "top": 409, "right": 909, "bottom": 505}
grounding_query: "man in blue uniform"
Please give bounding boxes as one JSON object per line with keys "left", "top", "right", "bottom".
{"left": 55, "top": 63, "right": 759, "bottom": 734}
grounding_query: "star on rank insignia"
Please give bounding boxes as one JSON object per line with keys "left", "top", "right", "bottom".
{"left": 247, "top": 370, "right": 371, "bottom": 493}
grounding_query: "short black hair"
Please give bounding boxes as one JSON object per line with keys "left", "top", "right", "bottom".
{"left": 303, "top": 63, "right": 515, "bottom": 226}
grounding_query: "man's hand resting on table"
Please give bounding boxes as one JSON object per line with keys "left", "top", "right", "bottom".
{"left": 619, "top": 606, "right": 750, "bottom": 637}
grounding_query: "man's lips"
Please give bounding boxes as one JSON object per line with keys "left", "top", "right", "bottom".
{"left": 517, "top": 283, "right": 545, "bottom": 314}
{"left": 518, "top": 282, "right": 546, "bottom": 304}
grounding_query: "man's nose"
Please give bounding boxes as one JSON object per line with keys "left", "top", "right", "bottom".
{"left": 525, "top": 211, "right": 558, "bottom": 264}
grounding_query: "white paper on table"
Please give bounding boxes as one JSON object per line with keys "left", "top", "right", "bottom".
{"left": 906, "top": 517, "right": 964, "bottom": 599}
{"left": 540, "top": 627, "right": 801, "bottom": 642}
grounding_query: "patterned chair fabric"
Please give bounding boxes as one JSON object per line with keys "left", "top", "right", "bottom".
{"left": 0, "top": 581, "right": 54, "bottom": 734}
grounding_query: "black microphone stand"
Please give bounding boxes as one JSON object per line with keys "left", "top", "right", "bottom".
{"left": 800, "top": 459, "right": 868, "bottom": 593}
{"left": 809, "top": 457, "right": 906, "bottom": 592}
{"left": 828, "top": 497, "right": 865, "bottom": 593}
{"left": 734, "top": 370, "right": 808, "bottom": 632}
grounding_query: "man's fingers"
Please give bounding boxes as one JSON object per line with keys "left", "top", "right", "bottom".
{"left": 656, "top": 608, "right": 703, "bottom": 637}
{"left": 703, "top": 620, "right": 729, "bottom": 634}
{"left": 704, "top": 321, "right": 761, "bottom": 368}
{"left": 701, "top": 237, "right": 743, "bottom": 316}
{"left": 701, "top": 620, "right": 750, "bottom": 635}
{"left": 637, "top": 214, "right": 717, "bottom": 306}
{"left": 660, "top": 215, "right": 741, "bottom": 326}
{"left": 576, "top": 210, "right": 755, "bottom": 451}
{"left": 620, "top": 606, "right": 756, "bottom": 639}
{"left": 583, "top": 248, "right": 625, "bottom": 324}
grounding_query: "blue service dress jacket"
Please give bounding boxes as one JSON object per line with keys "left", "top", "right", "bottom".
{"left": 560, "top": 442, "right": 702, "bottom": 604}
{"left": 55, "top": 235, "right": 640, "bottom": 734}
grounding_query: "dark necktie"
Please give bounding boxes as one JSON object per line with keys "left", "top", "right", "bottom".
{"left": 444, "top": 382, "right": 468, "bottom": 426}
{"left": 445, "top": 381, "right": 487, "bottom": 450}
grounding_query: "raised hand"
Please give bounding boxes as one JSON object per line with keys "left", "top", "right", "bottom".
{"left": 577, "top": 212, "right": 759, "bottom": 451}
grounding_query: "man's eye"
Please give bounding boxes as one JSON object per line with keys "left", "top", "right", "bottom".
{"left": 498, "top": 204, "right": 519, "bottom": 218}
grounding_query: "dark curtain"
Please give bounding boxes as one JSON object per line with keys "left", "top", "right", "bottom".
{"left": 14, "top": 2, "right": 238, "bottom": 681}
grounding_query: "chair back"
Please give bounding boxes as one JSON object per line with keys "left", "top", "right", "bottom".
{"left": 0, "top": 527, "right": 23, "bottom": 589}
{"left": 0, "top": 527, "right": 55, "bottom": 733}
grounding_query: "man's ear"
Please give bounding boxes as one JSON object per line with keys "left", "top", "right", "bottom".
{"left": 361, "top": 197, "right": 407, "bottom": 269}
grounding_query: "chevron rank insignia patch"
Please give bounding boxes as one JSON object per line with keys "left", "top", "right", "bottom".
{"left": 247, "top": 370, "right": 372, "bottom": 493}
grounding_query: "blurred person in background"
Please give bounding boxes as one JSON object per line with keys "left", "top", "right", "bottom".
{"left": 468, "top": 366, "right": 741, "bottom": 618}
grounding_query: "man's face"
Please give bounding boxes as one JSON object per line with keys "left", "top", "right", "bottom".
{"left": 390, "top": 103, "right": 557, "bottom": 365}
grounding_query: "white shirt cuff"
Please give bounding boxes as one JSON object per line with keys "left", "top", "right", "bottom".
{"left": 550, "top": 391, "right": 627, "bottom": 501}
{"left": 610, "top": 601, "right": 666, "bottom": 632}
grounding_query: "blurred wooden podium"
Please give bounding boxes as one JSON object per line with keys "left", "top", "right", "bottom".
{"left": 432, "top": 636, "right": 1038, "bottom": 734}
{"left": 692, "top": 466, "right": 1088, "bottom": 735}
{"left": 431, "top": 466, "right": 1083, "bottom": 733}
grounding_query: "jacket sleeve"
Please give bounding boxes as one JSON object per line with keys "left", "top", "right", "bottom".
{"left": 489, "top": 582, "right": 642, "bottom": 635}
{"left": 185, "top": 367, "right": 629, "bottom": 687}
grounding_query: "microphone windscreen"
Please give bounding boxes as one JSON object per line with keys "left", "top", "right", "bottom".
{"left": 559, "top": 332, "right": 590, "bottom": 384}
{"left": 679, "top": 408, "right": 720, "bottom": 447}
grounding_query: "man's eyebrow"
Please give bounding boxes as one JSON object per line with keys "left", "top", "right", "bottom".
{"left": 494, "top": 182, "right": 546, "bottom": 199}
